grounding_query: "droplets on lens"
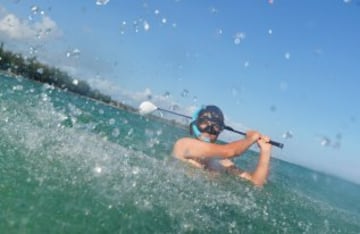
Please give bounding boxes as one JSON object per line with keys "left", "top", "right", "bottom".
{"left": 66, "top": 49, "right": 81, "bottom": 58}
{"left": 133, "top": 20, "right": 140, "bottom": 33}
{"left": 120, "top": 21, "right": 127, "bottom": 35}
{"left": 30, "top": 5, "right": 45, "bottom": 19}
{"left": 284, "top": 52, "right": 291, "bottom": 60}
{"left": 72, "top": 79, "right": 79, "bottom": 85}
{"left": 215, "top": 28, "right": 223, "bottom": 37}
{"left": 209, "top": 7, "right": 218, "bottom": 14}
{"left": 112, "top": 128, "right": 120, "bottom": 137}
{"left": 31, "top": 5, "right": 40, "bottom": 15}
{"left": 108, "top": 118, "right": 116, "bottom": 125}
{"left": 234, "top": 32, "right": 246, "bottom": 45}
{"left": 181, "top": 89, "right": 189, "bottom": 97}
{"left": 29, "top": 47, "right": 38, "bottom": 55}
{"left": 143, "top": 21, "right": 150, "bottom": 31}
{"left": 94, "top": 166, "right": 103, "bottom": 174}
{"left": 96, "top": 0, "right": 110, "bottom": 6}
{"left": 320, "top": 137, "right": 331, "bottom": 147}
{"left": 12, "top": 85, "right": 23, "bottom": 91}
{"left": 163, "top": 91, "right": 170, "bottom": 98}
{"left": 36, "top": 68, "right": 43, "bottom": 74}
{"left": 282, "top": 131, "right": 293, "bottom": 139}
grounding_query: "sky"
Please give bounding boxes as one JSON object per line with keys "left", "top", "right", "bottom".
{"left": 0, "top": 0, "right": 359, "bottom": 183}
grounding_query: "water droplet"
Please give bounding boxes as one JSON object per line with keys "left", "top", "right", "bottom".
{"left": 244, "top": 61, "right": 250, "bottom": 68}
{"left": 119, "top": 21, "right": 127, "bottom": 35}
{"left": 132, "top": 167, "right": 140, "bottom": 175}
{"left": 143, "top": 21, "right": 150, "bottom": 31}
{"left": 31, "top": 5, "right": 39, "bottom": 15}
{"left": 109, "top": 118, "right": 116, "bottom": 125}
{"left": 320, "top": 137, "right": 331, "bottom": 146}
{"left": 112, "top": 128, "right": 120, "bottom": 137}
{"left": 181, "top": 89, "right": 189, "bottom": 97}
{"left": 209, "top": 7, "right": 218, "bottom": 14}
{"left": 12, "top": 85, "right": 23, "bottom": 91}
{"left": 41, "top": 93, "right": 49, "bottom": 101}
{"left": 282, "top": 131, "right": 293, "bottom": 139}
{"left": 72, "top": 79, "right": 78, "bottom": 85}
{"left": 216, "top": 28, "right": 223, "bottom": 36}
{"left": 66, "top": 49, "right": 81, "bottom": 58}
{"left": 154, "top": 9, "right": 160, "bottom": 15}
{"left": 94, "top": 166, "right": 102, "bottom": 173}
{"left": 96, "top": 0, "right": 110, "bottom": 6}
{"left": 284, "top": 52, "right": 291, "bottom": 60}
{"left": 72, "top": 49, "right": 81, "bottom": 56}
{"left": 163, "top": 91, "right": 170, "bottom": 98}
{"left": 36, "top": 68, "right": 43, "bottom": 74}
{"left": 234, "top": 32, "right": 246, "bottom": 45}
{"left": 268, "top": 29, "right": 273, "bottom": 35}
{"left": 161, "top": 18, "right": 167, "bottom": 24}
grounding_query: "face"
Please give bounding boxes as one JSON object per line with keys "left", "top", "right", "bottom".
{"left": 198, "top": 122, "right": 220, "bottom": 142}
{"left": 198, "top": 121, "right": 223, "bottom": 136}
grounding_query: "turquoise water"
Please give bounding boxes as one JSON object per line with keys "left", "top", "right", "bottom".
{"left": 1, "top": 73, "right": 360, "bottom": 233}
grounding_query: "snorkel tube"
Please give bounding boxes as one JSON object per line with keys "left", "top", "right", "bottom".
{"left": 190, "top": 106, "right": 208, "bottom": 141}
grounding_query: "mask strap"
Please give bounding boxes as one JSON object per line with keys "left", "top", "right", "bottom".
{"left": 191, "top": 105, "right": 210, "bottom": 142}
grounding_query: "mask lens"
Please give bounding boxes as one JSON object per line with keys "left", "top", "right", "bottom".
{"left": 198, "top": 120, "right": 223, "bottom": 135}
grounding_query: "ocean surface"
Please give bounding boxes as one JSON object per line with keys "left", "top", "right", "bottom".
{"left": 1, "top": 73, "right": 360, "bottom": 234}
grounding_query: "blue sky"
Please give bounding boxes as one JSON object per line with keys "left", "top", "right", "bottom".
{"left": 0, "top": 0, "right": 359, "bottom": 183}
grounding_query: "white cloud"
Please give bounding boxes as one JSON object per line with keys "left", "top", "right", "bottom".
{"left": 0, "top": 9, "right": 61, "bottom": 42}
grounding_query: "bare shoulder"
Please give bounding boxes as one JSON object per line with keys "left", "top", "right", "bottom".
{"left": 173, "top": 137, "right": 227, "bottom": 159}
{"left": 172, "top": 137, "right": 199, "bottom": 158}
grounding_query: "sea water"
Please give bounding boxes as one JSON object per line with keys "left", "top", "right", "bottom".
{"left": 1, "top": 73, "right": 360, "bottom": 233}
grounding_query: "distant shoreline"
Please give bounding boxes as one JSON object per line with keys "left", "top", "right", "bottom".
{"left": 0, "top": 43, "right": 187, "bottom": 130}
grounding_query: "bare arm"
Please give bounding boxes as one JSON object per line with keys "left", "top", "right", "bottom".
{"left": 234, "top": 136, "right": 272, "bottom": 187}
{"left": 172, "top": 130, "right": 260, "bottom": 160}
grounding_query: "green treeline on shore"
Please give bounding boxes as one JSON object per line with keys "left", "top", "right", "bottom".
{"left": 0, "top": 42, "right": 136, "bottom": 112}
{"left": 0, "top": 43, "right": 188, "bottom": 129}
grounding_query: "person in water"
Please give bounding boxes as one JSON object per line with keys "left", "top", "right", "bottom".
{"left": 172, "top": 105, "right": 272, "bottom": 186}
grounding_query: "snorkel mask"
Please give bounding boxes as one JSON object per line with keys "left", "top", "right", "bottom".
{"left": 190, "top": 105, "right": 225, "bottom": 142}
